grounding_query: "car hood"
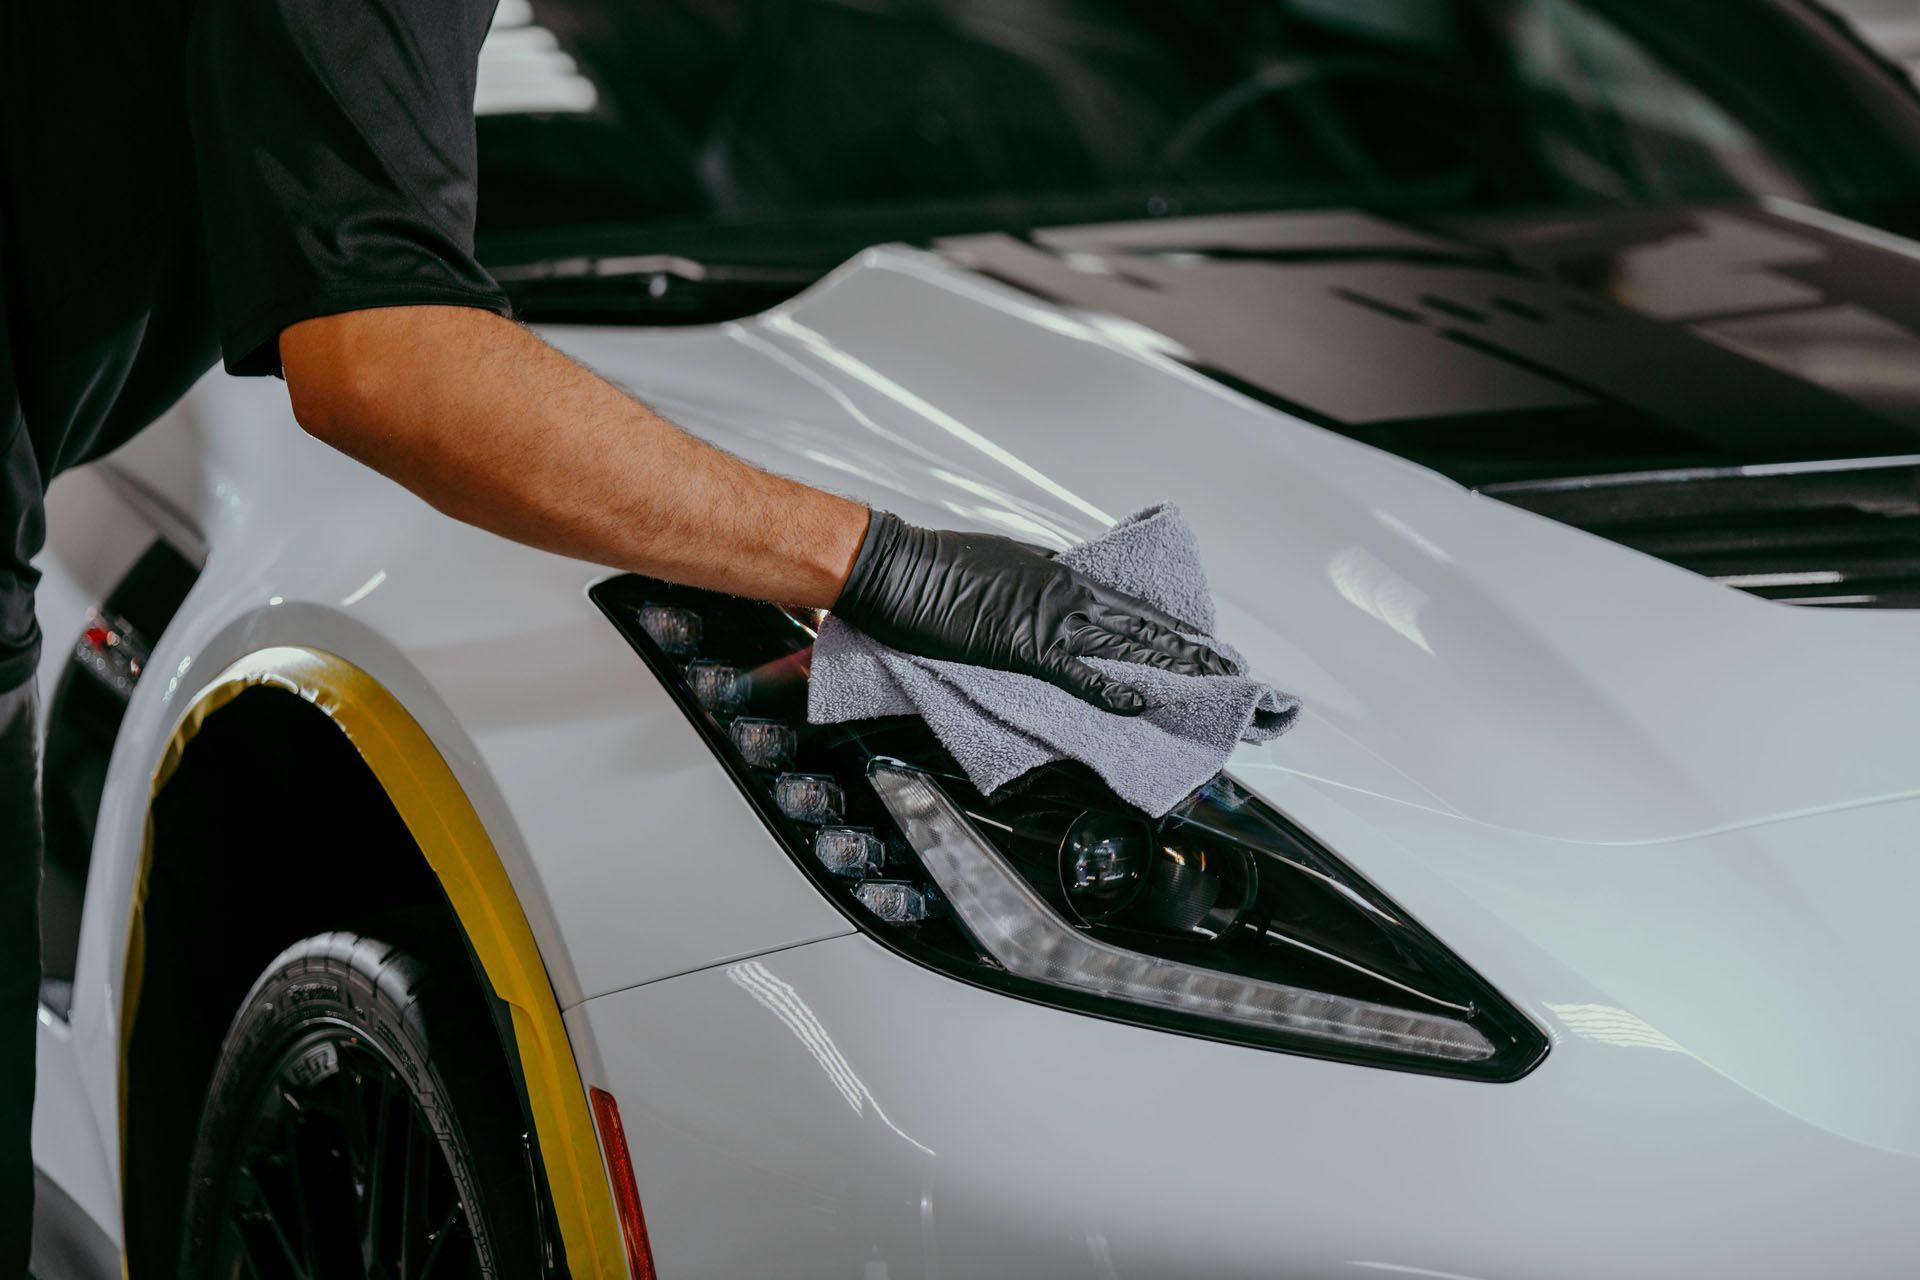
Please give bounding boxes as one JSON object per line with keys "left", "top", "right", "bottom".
{"left": 932, "top": 200, "right": 1920, "bottom": 486}
{"left": 541, "top": 214, "right": 1920, "bottom": 847}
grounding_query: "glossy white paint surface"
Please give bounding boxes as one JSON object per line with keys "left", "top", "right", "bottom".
{"left": 571, "top": 779, "right": 1920, "bottom": 1279}
{"left": 34, "top": 245, "right": 1920, "bottom": 1266}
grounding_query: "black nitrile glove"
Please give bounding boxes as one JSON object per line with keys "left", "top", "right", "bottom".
{"left": 832, "top": 511, "right": 1236, "bottom": 715}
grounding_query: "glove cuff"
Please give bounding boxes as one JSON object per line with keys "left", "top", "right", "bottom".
{"left": 832, "top": 508, "right": 905, "bottom": 620}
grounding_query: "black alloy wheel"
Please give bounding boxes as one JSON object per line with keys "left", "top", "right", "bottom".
{"left": 178, "top": 932, "right": 547, "bottom": 1278}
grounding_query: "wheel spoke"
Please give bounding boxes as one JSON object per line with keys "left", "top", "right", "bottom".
{"left": 246, "top": 1167, "right": 311, "bottom": 1280}
{"left": 231, "top": 1164, "right": 277, "bottom": 1274}
{"left": 341, "top": 1062, "right": 387, "bottom": 1277}
{"left": 412, "top": 1111, "right": 434, "bottom": 1271}
{"left": 412, "top": 1201, "right": 466, "bottom": 1280}
{"left": 226, "top": 1212, "right": 269, "bottom": 1280}
{"left": 364, "top": 1067, "right": 396, "bottom": 1273}
{"left": 398, "top": 1093, "right": 419, "bottom": 1273}
{"left": 281, "top": 1094, "right": 322, "bottom": 1272}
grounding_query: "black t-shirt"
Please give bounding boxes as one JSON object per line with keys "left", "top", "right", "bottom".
{"left": 0, "top": 0, "right": 510, "bottom": 689}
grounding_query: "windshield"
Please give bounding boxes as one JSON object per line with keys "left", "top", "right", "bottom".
{"left": 474, "top": 0, "right": 1920, "bottom": 271}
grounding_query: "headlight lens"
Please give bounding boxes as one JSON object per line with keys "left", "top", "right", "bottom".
{"left": 593, "top": 576, "right": 1546, "bottom": 1080}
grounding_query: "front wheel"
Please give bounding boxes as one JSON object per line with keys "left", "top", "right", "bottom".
{"left": 178, "top": 932, "right": 546, "bottom": 1278}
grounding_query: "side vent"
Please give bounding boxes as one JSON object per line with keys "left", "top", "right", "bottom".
{"left": 40, "top": 539, "right": 199, "bottom": 1016}
{"left": 1481, "top": 456, "right": 1920, "bottom": 608}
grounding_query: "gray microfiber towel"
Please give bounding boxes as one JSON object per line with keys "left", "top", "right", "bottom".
{"left": 808, "top": 503, "right": 1301, "bottom": 817}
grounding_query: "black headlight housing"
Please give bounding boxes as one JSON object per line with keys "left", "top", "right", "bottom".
{"left": 592, "top": 574, "right": 1547, "bottom": 1081}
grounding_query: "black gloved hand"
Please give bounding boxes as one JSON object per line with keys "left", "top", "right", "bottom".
{"left": 832, "top": 511, "right": 1236, "bottom": 715}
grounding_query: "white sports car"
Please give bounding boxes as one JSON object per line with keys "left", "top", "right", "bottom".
{"left": 29, "top": 1, "right": 1920, "bottom": 1276}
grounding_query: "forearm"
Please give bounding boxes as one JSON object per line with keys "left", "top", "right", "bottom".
{"left": 280, "top": 305, "right": 868, "bottom": 606}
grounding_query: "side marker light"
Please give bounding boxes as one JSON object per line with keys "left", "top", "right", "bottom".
{"left": 589, "top": 1086, "right": 659, "bottom": 1280}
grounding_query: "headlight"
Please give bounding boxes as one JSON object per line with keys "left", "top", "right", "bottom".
{"left": 593, "top": 576, "right": 1547, "bottom": 1081}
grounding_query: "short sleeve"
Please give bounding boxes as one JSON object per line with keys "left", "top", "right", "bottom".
{"left": 185, "top": 0, "right": 511, "bottom": 377}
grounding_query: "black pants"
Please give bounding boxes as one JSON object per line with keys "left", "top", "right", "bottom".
{"left": 0, "top": 679, "right": 36, "bottom": 1277}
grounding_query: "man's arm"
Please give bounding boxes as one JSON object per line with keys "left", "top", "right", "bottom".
{"left": 198, "top": 0, "right": 1223, "bottom": 713}
{"left": 282, "top": 303, "right": 1232, "bottom": 712}
{"left": 282, "top": 305, "right": 868, "bottom": 608}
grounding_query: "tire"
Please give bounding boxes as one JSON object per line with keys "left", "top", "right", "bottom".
{"left": 178, "top": 931, "right": 546, "bottom": 1278}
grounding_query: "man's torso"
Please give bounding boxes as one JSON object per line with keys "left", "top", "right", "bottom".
{"left": 1, "top": 0, "right": 221, "bottom": 686}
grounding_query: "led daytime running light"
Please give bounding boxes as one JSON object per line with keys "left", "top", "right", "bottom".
{"left": 869, "top": 761, "right": 1496, "bottom": 1063}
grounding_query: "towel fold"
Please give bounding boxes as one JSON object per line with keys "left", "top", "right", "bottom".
{"left": 808, "top": 503, "right": 1300, "bottom": 817}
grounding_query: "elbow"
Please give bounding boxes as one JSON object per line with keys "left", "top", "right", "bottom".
{"left": 281, "top": 314, "right": 403, "bottom": 451}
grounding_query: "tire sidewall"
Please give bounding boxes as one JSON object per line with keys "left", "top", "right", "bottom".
{"left": 177, "top": 934, "right": 515, "bottom": 1277}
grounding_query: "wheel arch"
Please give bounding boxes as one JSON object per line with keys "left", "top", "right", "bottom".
{"left": 123, "top": 645, "right": 626, "bottom": 1276}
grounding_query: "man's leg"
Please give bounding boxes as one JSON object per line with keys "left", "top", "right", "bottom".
{"left": 0, "top": 678, "right": 39, "bottom": 1277}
